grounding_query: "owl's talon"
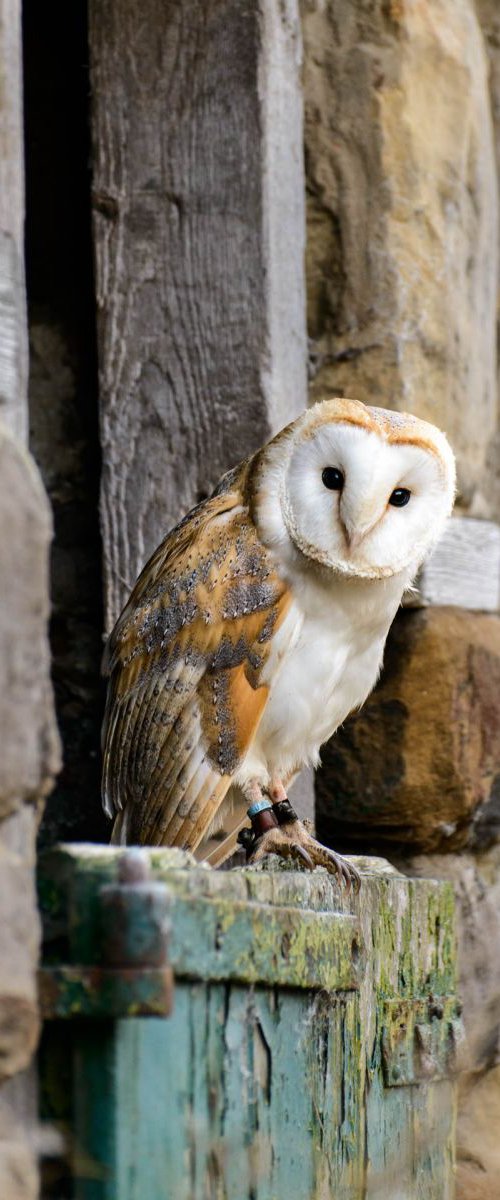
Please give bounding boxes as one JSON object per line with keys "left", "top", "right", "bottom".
{"left": 323, "top": 850, "right": 361, "bottom": 893}
{"left": 321, "top": 847, "right": 361, "bottom": 892}
{"left": 315, "top": 845, "right": 358, "bottom": 890}
{"left": 247, "top": 816, "right": 361, "bottom": 890}
{"left": 290, "top": 842, "right": 315, "bottom": 870}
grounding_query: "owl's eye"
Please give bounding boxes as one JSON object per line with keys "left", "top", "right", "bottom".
{"left": 389, "top": 487, "right": 411, "bottom": 507}
{"left": 322, "top": 467, "right": 344, "bottom": 491}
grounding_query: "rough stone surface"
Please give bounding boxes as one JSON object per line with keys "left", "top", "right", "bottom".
{"left": 0, "top": 1095, "right": 37, "bottom": 1200}
{"left": 0, "top": 811, "right": 40, "bottom": 1083}
{"left": 456, "top": 1066, "right": 500, "bottom": 1198}
{"left": 476, "top": 0, "right": 500, "bottom": 522}
{"left": 476, "top": 2, "right": 500, "bottom": 183}
{"left": 0, "top": 426, "right": 60, "bottom": 1200}
{"left": 0, "top": 425, "right": 61, "bottom": 822}
{"left": 0, "top": 0, "right": 27, "bottom": 444}
{"left": 317, "top": 607, "right": 500, "bottom": 855}
{"left": 0, "top": 4, "right": 62, "bottom": 1194}
{"left": 302, "top": 0, "right": 498, "bottom": 514}
{"left": 0, "top": 425, "right": 60, "bottom": 1198}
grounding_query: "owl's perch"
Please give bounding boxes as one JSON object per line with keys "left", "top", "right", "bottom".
{"left": 230, "top": 796, "right": 361, "bottom": 890}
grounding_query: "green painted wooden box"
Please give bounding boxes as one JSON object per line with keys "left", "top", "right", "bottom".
{"left": 38, "top": 846, "right": 459, "bottom": 1199}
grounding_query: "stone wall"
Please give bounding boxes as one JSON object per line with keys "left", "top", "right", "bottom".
{"left": 0, "top": 433, "right": 60, "bottom": 1199}
{"left": 0, "top": 3, "right": 60, "bottom": 1197}
{"left": 302, "top": 0, "right": 498, "bottom": 516}
{"left": 302, "top": 0, "right": 500, "bottom": 1192}
{"left": 477, "top": 0, "right": 500, "bottom": 525}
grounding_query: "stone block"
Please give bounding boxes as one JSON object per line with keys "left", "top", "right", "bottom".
{"left": 0, "top": 423, "right": 60, "bottom": 822}
{"left": 0, "top": 1139, "right": 37, "bottom": 1200}
{"left": 476, "top": 0, "right": 500, "bottom": 523}
{"left": 317, "top": 607, "right": 500, "bottom": 854}
{"left": 0, "top": 811, "right": 39, "bottom": 1082}
{"left": 0, "top": 1071, "right": 37, "bottom": 1200}
{"left": 0, "top": 427, "right": 60, "bottom": 1200}
{"left": 302, "top": 0, "right": 498, "bottom": 515}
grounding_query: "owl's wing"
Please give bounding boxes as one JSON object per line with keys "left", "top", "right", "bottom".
{"left": 102, "top": 463, "right": 292, "bottom": 849}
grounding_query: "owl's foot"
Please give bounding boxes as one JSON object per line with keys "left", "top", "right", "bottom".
{"left": 241, "top": 799, "right": 361, "bottom": 892}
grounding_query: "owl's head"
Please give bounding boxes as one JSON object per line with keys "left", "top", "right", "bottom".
{"left": 252, "top": 398, "right": 456, "bottom": 581}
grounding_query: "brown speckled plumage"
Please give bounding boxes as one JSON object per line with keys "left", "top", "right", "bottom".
{"left": 102, "top": 459, "right": 290, "bottom": 848}
{"left": 102, "top": 398, "right": 455, "bottom": 877}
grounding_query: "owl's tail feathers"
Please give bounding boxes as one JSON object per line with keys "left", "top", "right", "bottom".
{"left": 109, "top": 791, "right": 246, "bottom": 860}
{"left": 202, "top": 827, "right": 242, "bottom": 867}
{"left": 198, "top": 789, "right": 248, "bottom": 867}
{"left": 110, "top": 807, "right": 130, "bottom": 845}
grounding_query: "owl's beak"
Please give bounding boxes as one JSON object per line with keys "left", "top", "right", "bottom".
{"left": 342, "top": 525, "right": 368, "bottom": 551}
{"left": 341, "top": 501, "right": 385, "bottom": 551}
{"left": 342, "top": 527, "right": 358, "bottom": 550}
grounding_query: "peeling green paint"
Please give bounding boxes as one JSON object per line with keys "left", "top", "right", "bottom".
{"left": 39, "top": 847, "right": 457, "bottom": 1199}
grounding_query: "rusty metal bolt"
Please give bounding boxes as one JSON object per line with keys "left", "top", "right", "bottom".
{"left": 98, "top": 850, "right": 171, "bottom": 969}
{"left": 117, "top": 848, "right": 150, "bottom": 885}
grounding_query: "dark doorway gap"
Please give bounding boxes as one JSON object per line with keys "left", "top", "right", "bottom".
{"left": 23, "top": 0, "right": 108, "bottom": 845}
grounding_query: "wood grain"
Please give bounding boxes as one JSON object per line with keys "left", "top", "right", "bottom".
{"left": 89, "top": 0, "right": 307, "bottom": 630}
{"left": 40, "top": 845, "right": 458, "bottom": 1199}
{"left": 408, "top": 516, "right": 500, "bottom": 612}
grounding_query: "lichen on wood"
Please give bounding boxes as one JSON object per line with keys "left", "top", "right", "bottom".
{"left": 39, "top": 845, "right": 458, "bottom": 1197}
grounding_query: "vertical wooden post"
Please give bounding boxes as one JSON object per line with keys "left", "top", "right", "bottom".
{"left": 89, "top": 0, "right": 307, "bottom": 632}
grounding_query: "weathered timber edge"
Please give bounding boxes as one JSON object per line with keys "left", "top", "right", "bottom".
{"left": 38, "top": 844, "right": 457, "bottom": 1004}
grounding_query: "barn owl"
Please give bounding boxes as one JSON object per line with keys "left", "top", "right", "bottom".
{"left": 102, "top": 398, "right": 455, "bottom": 885}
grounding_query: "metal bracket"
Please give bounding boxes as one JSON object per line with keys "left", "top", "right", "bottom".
{"left": 382, "top": 995, "right": 463, "bottom": 1087}
{"left": 39, "top": 849, "right": 174, "bottom": 1019}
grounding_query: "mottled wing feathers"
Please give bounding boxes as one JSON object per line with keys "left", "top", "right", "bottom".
{"left": 102, "top": 463, "right": 291, "bottom": 849}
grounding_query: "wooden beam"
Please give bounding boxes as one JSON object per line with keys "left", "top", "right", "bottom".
{"left": 406, "top": 516, "right": 500, "bottom": 613}
{"left": 89, "top": 0, "right": 307, "bottom": 631}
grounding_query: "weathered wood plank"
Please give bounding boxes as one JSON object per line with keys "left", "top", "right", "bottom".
{"left": 88, "top": 0, "right": 307, "bottom": 631}
{"left": 40, "top": 846, "right": 458, "bottom": 1198}
{"left": 168, "top": 895, "right": 361, "bottom": 991}
{"left": 72, "top": 987, "right": 362, "bottom": 1200}
{"left": 407, "top": 515, "right": 500, "bottom": 612}
{"left": 39, "top": 846, "right": 361, "bottom": 991}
